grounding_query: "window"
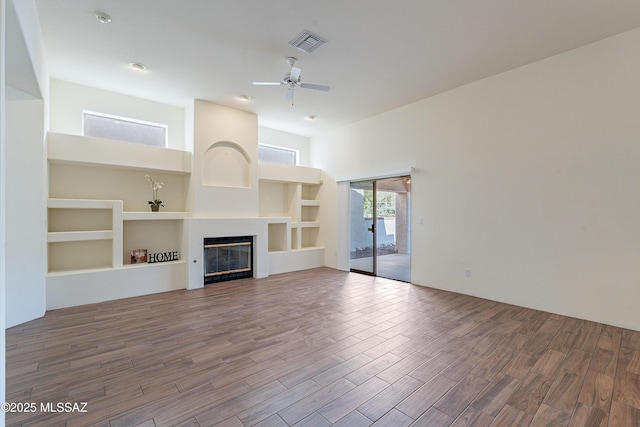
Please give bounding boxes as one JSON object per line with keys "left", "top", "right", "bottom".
{"left": 258, "top": 143, "right": 298, "bottom": 166}
{"left": 361, "top": 190, "right": 396, "bottom": 218}
{"left": 83, "top": 111, "right": 167, "bottom": 147}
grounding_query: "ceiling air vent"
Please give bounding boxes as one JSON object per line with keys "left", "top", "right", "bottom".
{"left": 289, "top": 30, "right": 327, "bottom": 53}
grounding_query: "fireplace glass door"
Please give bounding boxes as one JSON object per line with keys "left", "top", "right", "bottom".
{"left": 204, "top": 236, "right": 253, "bottom": 284}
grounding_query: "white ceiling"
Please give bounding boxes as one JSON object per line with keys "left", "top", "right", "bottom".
{"left": 34, "top": 0, "right": 640, "bottom": 137}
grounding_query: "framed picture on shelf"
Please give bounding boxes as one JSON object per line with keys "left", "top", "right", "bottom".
{"left": 130, "top": 249, "right": 148, "bottom": 264}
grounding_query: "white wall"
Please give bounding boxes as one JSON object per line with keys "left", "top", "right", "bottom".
{"left": 4, "top": 0, "right": 47, "bottom": 331}
{"left": 312, "top": 28, "right": 640, "bottom": 331}
{"left": 6, "top": 0, "right": 45, "bottom": 99}
{"left": 0, "top": 1, "right": 6, "bottom": 423}
{"left": 6, "top": 98, "right": 46, "bottom": 327}
{"left": 258, "top": 127, "right": 311, "bottom": 166}
{"left": 49, "top": 79, "right": 186, "bottom": 150}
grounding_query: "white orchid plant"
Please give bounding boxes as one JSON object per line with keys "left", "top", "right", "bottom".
{"left": 145, "top": 174, "right": 165, "bottom": 207}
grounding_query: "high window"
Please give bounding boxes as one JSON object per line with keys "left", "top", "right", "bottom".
{"left": 83, "top": 111, "right": 167, "bottom": 148}
{"left": 258, "top": 143, "right": 298, "bottom": 166}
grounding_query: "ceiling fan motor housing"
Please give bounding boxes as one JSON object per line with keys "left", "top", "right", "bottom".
{"left": 251, "top": 56, "right": 329, "bottom": 97}
{"left": 283, "top": 73, "right": 300, "bottom": 85}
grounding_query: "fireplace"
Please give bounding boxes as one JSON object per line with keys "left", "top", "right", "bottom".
{"left": 204, "top": 236, "right": 253, "bottom": 284}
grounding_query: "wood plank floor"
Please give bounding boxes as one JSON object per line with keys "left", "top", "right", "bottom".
{"left": 6, "top": 267, "right": 640, "bottom": 426}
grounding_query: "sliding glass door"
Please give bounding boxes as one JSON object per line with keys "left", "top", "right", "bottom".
{"left": 349, "top": 176, "right": 411, "bottom": 282}
{"left": 349, "top": 180, "right": 375, "bottom": 275}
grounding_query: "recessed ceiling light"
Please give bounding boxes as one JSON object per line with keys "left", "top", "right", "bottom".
{"left": 239, "top": 95, "right": 252, "bottom": 101}
{"left": 129, "top": 62, "right": 146, "bottom": 71}
{"left": 306, "top": 115, "right": 317, "bottom": 121}
{"left": 95, "top": 11, "right": 112, "bottom": 24}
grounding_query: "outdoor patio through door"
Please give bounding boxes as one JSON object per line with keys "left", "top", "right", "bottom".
{"left": 349, "top": 176, "right": 410, "bottom": 282}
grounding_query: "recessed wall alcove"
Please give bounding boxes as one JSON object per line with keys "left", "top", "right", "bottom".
{"left": 202, "top": 141, "right": 251, "bottom": 188}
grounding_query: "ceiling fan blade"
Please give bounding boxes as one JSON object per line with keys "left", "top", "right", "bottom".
{"left": 290, "top": 66, "right": 301, "bottom": 82}
{"left": 285, "top": 86, "right": 294, "bottom": 101}
{"left": 300, "top": 83, "right": 330, "bottom": 92}
{"left": 252, "top": 81, "right": 282, "bottom": 86}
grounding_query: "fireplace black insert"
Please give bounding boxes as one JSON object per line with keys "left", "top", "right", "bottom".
{"left": 203, "top": 236, "right": 253, "bottom": 284}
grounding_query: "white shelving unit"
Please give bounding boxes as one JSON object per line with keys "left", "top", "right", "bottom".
{"left": 46, "top": 133, "right": 191, "bottom": 309}
{"left": 259, "top": 163, "right": 325, "bottom": 275}
{"left": 47, "top": 199, "right": 188, "bottom": 275}
{"left": 47, "top": 198, "right": 123, "bottom": 271}
{"left": 45, "top": 133, "right": 326, "bottom": 307}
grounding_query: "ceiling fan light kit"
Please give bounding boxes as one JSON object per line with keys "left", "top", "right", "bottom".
{"left": 252, "top": 57, "right": 330, "bottom": 104}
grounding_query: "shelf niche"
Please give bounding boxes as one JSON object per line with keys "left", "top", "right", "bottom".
{"left": 48, "top": 208, "right": 112, "bottom": 232}
{"left": 49, "top": 163, "right": 188, "bottom": 212}
{"left": 267, "top": 222, "right": 288, "bottom": 252}
{"left": 301, "top": 183, "right": 321, "bottom": 200}
{"left": 301, "top": 227, "right": 320, "bottom": 249}
{"left": 202, "top": 141, "right": 251, "bottom": 188}
{"left": 49, "top": 240, "right": 112, "bottom": 272}
{"left": 122, "top": 220, "right": 183, "bottom": 265}
{"left": 258, "top": 181, "right": 297, "bottom": 218}
{"left": 301, "top": 205, "right": 319, "bottom": 222}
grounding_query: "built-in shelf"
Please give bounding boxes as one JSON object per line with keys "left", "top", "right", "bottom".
{"left": 259, "top": 162, "right": 322, "bottom": 184}
{"left": 268, "top": 222, "right": 289, "bottom": 252}
{"left": 47, "top": 198, "right": 121, "bottom": 273}
{"left": 46, "top": 144, "right": 326, "bottom": 308}
{"left": 122, "top": 260, "right": 186, "bottom": 269}
{"left": 46, "top": 260, "right": 187, "bottom": 277}
{"left": 122, "top": 212, "right": 188, "bottom": 220}
{"left": 301, "top": 226, "right": 320, "bottom": 249}
{"left": 48, "top": 230, "right": 113, "bottom": 243}
{"left": 46, "top": 197, "right": 188, "bottom": 273}
{"left": 296, "top": 222, "right": 320, "bottom": 228}
{"left": 264, "top": 217, "right": 290, "bottom": 224}
{"left": 259, "top": 164, "right": 323, "bottom": 254}
{"left": 48, "top": 198, "right": 117, "bottom": 209}
{"left": 48, "top": 132, "right": 191, "bottom": 174}
{"left": 46, "top": 266, "right": 117, "bottom": 278}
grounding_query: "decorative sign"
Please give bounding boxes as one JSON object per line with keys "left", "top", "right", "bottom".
{"left": 148, "top": 251, "right": 179, "bottom": 263}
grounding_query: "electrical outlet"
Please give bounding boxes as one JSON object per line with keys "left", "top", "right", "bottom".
{"left": 465, "top": 268, "right": 471, "bottom": 278}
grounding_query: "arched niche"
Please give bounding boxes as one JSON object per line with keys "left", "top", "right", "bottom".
{"left": 202, "top": 141, "right": 251, "bottom": 188}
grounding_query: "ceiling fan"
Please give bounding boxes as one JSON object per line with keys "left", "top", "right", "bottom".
{"left": 252, "top": 57, "right": 330, "bottom": 103}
